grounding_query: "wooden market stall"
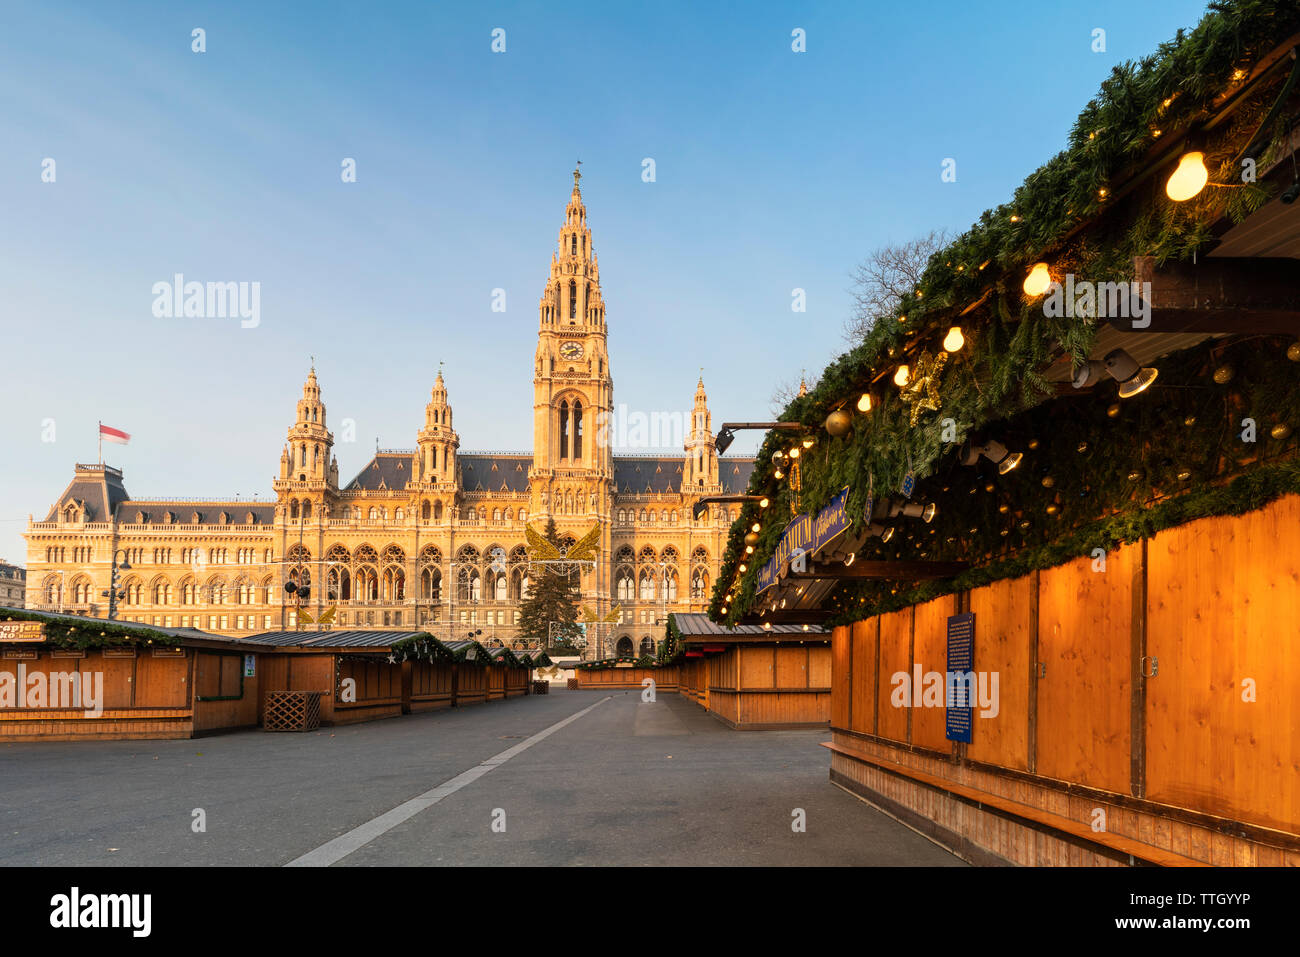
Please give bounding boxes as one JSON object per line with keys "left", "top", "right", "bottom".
{"left": 443, "top": 639, "right": 491, "bottom": 707}
{"left": 668, "top": 614, "right": 830, "bottom": 729}
{"left": 707, "top": 7, "right": 1300, "bottom": 866}
{"left": 0, "top": 609, "right": 272, "bottom": 741}
{"left": 572, "top": 659, "right": 680, "bottom": 692}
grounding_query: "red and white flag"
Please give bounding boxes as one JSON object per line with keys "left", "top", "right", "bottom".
{"left": 99, "top": 424, "right": 131, "bottom": 445}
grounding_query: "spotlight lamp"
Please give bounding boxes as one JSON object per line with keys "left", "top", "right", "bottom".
{"left": 715, "top": 427, "right": 735, "bottom": 454}
{"left": 1166, "top": 151, "right": 1209, "bottom": 202}
{"left": 889, "top": 501, "right": 939, "bottom": 523}
{"left": 961, "top": 438, "right": 1023, "bottom": 474}
{"left": 1105, "top": 348, "right": 1159, "bottom": 398}
{"left": 1023, "top": 262, "right": 1052, "bottom": 297}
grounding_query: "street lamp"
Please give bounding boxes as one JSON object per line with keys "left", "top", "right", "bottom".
{"left": 103, "top": 549, "right": 132, "bottom": 620}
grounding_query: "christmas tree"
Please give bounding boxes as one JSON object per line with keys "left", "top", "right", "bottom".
{"left": 516, "top": 517, "right": 584, "bottom": 652}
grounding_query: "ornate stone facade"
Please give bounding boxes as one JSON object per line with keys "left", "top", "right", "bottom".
{"left": 23, "top": 172, "right": 754, "bottom": 658}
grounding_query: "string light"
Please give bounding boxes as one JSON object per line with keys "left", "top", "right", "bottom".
{"left": 1166, "top": 151, "right": 1208, "bottom": 201}
{"left": 942, "top": 326, "right": 965, "bottom": 353}
{"left": 1023, "top": 263, "right": 1052, "bottom": 297}
{"left": 894, "top": 365, "right": 910, "bottom": 387}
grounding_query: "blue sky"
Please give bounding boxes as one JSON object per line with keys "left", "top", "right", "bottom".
{"left": 0, "top": 0, "right": 1210, "bottom": 560}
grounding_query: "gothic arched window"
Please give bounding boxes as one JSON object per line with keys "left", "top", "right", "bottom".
{"left": 559, "top": 401, "right": 570, "bottom": 459}
{"left": 573, "top": 401, "right": 583, "bottom": 461}
{"left": 568, "top": 280, "right": 577, "bottom": 319}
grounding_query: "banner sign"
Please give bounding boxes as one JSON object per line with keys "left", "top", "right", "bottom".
{"left": 945, "top": 612, "right": 975, "bottom": 743}
{"left": 756, "top": 486, "right": 851, "bottom": 594}
{"left": 0, "top": 621, "right": 46, "bottom": 643}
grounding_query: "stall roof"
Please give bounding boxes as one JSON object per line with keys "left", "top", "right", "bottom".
{"left": 671, "top": 613, "right": 828, "bottom": 639}
{"left": 1, "top": 608, "right": 274, "bottom": 650}
{"left": 242, "top": 629, "right": 424, "bottom": 649}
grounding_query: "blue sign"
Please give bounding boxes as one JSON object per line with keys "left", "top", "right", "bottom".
{"left": 756, "top": 486, "right": 851, "bottom": 594}
{"left": 945, "top": 613, "right": 975, "bottom": 743}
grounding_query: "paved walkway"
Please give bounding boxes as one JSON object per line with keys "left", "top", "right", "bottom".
{"left": 0, "top": 690, "right": 962, "bottom": 866}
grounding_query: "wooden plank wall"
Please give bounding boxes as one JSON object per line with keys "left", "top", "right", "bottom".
{"left": 1145, "top": 495, "right": 1300, "bottom": 835}
{"left": 912, "top": 595, "right": 957, "bottom": 752}
{"left": 876, "top": 609, "right": 911, "bottom": 743}
{"left": 832, "top": 493, "right": 1300, "bottom": 839}
{"left": 1037, "top": 548, "right": 1134, "bottom": 793}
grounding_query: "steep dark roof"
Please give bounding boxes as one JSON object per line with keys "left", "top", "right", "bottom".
{"left": 44, "top": 465, "right": 131, "bottom": 522}
{"left": 344, "top": 452, "right": 413, "bottom": 491}
{"left": 611, "top": 455, "right": 756, "bottom": 494}
{"left": 718, "top": 458, "right": 756, "bottom": 494}
{"left": 459, "top": 454, "right": 531, "bottom": 493}
{"left": 116, "top": 502, "right": 275, "bottom": 526}
{"left": 613, "top": 456, "right": 683, "bottom": 493}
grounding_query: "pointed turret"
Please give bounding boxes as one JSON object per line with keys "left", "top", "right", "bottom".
{"left": 273, "top": 366, "right": 338, "bottom": 518}
{"left": 684, "top": 374, "right": 721, "bottom": 493}
{"left": 538, "top": 164, "right": 605, "bottom": 329}
{"left": 415, "top": 367, "right": 459, "bottom": 486}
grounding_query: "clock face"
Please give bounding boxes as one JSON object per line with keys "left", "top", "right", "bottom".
{"left": 560, "top": 342, "right": 584, "bottom": 360}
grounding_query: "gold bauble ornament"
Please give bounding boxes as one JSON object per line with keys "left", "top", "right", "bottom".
{"left": 744, "top": 532, "right": 759, "bottom": 547}
{"left": 825, "top": 409, "right": 853, "bottom": 438}
{"left": 1288, "top": 342, "right": 1300, "bottom": 363}
{"left": 1212, "top": 364, "right": 1235, "bottom": 385}
{"left": 1271, "top": 422, "right": 1293, "bottom": 441}
{"left": 1106, "top": 403, "right": 1121, "bottom": 418}
{"left": 1041, "top": 476, "right": 1055, "bottom": 488}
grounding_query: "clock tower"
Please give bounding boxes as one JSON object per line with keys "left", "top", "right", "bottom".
{"left": 530, "top": 166, "right": 614, "bottom": 515}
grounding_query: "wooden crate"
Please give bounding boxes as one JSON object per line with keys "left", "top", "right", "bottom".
{"left": 533, "top": 680, "right": 550, "bottom": 695}
{"left": 566, "top": 678, "right": 579, "bottom": 690}
{"left": 264, "top": 691, "right": 322, "bottom": 732}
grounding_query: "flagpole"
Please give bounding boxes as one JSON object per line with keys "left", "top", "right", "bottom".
{"left": 98, "top": 420, "right": 102, "bottom": 465}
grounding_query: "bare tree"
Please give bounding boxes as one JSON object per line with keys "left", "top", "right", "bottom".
{"left": 770, "top": 375, "right": 810, "bottom": 418}
{"left": 843, "top": 230, "right": 948, "bottom": 343}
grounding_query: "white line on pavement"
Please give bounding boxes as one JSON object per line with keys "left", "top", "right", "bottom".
{"left": 284, "top": 695, "right": 612, "bottom": 867}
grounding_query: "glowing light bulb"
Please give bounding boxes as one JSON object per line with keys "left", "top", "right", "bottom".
{"left": 942, "top": 326, "right": 965, "bottom": 352}
{"left": 1023, "top": 263, "right": 1052, "bottom": 297}
{"left": 857, "top": 393, "right": 872, "bottom": 413}
{"left": 894, "top": 365, "right": 910, "bottom": 387}
{"left": 1166, "top": 152, "right": 1208, "bottom": 202}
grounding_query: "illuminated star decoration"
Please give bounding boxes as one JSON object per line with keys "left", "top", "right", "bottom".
{"left": 900, "top": 349, "right": 948, "bottom": 427}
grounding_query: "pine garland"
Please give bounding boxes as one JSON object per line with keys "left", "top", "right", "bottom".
{"left": 0, "top": 609, "right": 184, "bottom": 650}
{"left": 712, "top": 0, "right": 1300, "bottom": 622}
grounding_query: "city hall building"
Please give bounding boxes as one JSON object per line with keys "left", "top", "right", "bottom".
{"left": 23, "top": 171, "right": 754, "bottom": 658}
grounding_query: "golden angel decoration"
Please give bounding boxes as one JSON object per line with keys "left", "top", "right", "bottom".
{"left": 525, "top": 522, "right": 600, "bottom": 575}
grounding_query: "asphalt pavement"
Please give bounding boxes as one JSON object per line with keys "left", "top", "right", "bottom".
{"left": 0, "top": 689, "right": 962, "bottom": 866}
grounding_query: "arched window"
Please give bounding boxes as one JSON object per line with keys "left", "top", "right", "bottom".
{"left": 290, "top": 500, "right": 299, "bottom": 520}
{"left": 559, "top": 401, "right": 569, "bottom": 459}
{"left": 616, "top": 636, "right": 634, "bottom": 657}
{"left": 691, "top": 568, "right": 710, "bottom": 600}
{"left": 573, "top": 401, "right": 583, "bottom": 461}
{"left": 570, "top": 233, "right": 577, "bottom": 256}
{"left": 421, "top": 500, "right": 431, "bottom": 522}
{"left": 494, "top": 574, "right": 507, "bottom": 601}
{"left": 616, "top": 568, "right": 634, "bottom": 601}
{"left": 639, "top": 570, "right": 655, "bottom": 601}
{"left": 434, "top": 501, "right": 443, "bottom": 521}
{"left": 568, "top": 280, "right": 577, "bottom": 319}
{"left": 302, "top": 500, "right": 312, "bottom": 520}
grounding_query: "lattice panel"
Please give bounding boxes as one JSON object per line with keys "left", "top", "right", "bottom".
{"left": 264, "top": 691, "right": 322, "bottom": 732}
